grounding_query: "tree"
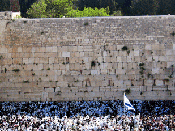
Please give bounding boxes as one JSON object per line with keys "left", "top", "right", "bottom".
{"left": 66, "top": 6, "right": 110, "bottom": 17}
{"left": 131, "top": 0, "right": 159, "bottom": 15}
{"left": 27, "top": 0, "right": 47, "bottom": 18}
{"left": 157, "top": 0, "right": 175, "bottom": 15}
{"left": 19, "top": 0, "right": 38, "bottom": 18}
{"left": 0, "top": 0, "right": 10, "bottom": 11}
{"left": 27, "top": 0, "right": 76, "bottom": 18}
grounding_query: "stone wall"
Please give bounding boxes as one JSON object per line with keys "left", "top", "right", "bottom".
{"left": 0, "top": 14, "right": 175, "bottom": 101}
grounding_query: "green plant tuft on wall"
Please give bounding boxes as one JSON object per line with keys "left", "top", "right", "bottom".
{"left": 23, "top": 80, "right": 29, "bottom": 83}
{"left": 170, "top": 31, "right": 175, "bottom": 36}
{"left": 140, "top": 91, "right": 143, "bottom": 95}
{"left": 122, "top": 46, "right": 128, "bottom": 51}
{"left": 91, "top": 61, "right": 96, "bottom": 67}
{"left": 139, "top": 63, "right": 144, "bottom": 66}
{"left": 12, "top": 69, "right": 20, "bottom": 72}
{"left": 84, "top": 22, "right": 88, "bottom": 26}
{"left": 0, "top": 55, "right": 3, "bottom": 59}
{"left": 163, "top": 78, "right": 169, "bottom": 82}
{"left": 125, "top": 88, "right": 131, "bottom": 95}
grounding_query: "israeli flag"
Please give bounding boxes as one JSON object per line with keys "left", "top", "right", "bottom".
{"left": 124, "top": 93, "right": 135, "bottom": 111}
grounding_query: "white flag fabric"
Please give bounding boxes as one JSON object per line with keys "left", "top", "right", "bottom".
{"left": 124, "top": 94, "right": 135, "bottom": 111}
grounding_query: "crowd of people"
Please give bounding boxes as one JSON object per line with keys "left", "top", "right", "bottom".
{"left": 0, "top": 100, "right": 175, "bottom": 130}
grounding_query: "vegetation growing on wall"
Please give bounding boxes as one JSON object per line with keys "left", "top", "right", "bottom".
{"left": 66, "top": 7, "right": 110, "bottom": 17}
{"left": 125, "top": 88, "right": 131, "bottom": 95}
{"left": 2, "top": 0, "right": 175, "bottom": 18}
{"left": 27, "top": 0, "right": 110, "bottom": 18}
{"left": 12, "top": 69, "right": 20, "bottom": 72}
{"left": 121, "top": 46, "right": 128, "bottom": 51}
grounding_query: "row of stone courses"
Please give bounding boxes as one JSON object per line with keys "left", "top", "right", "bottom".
{"left": 0, "top": 73, "right": 173, "bottom": 88}
{"left": 0, "top": 63, "right": 172, "bottom": 76}
{"left": 0, "top": 42, "right": 174, "bottom": 53}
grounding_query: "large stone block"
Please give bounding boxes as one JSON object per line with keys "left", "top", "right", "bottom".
{"left": 62, "top": 52, "right": 70, "bottom": 57}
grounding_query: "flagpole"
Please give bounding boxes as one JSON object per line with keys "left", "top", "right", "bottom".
{"left": 124, "top": 92, "right": 125, "bottom": 116}
{"left": 124, "top": 92, "right": 125, "bottom": 128}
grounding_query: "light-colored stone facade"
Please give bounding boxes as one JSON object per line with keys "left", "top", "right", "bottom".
{"left": 0, "top": 12, "right": 175, "bottom": 101}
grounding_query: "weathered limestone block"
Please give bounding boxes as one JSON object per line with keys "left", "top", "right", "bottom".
{"left": 23, "top": 47, "right": 32, "bottom": 53}
{"left": 81, "top": 52, "right": 87, "bottom": 57}
{"left": 80, "top": 52, "right": 84, "bottom": 57}
{"left": 45, "top": 53, "right": 57, "bottom": 57}
{"left": 158, "top": 56, "right": 165, "bottom": 62}
{"left": 134, "top": 56, "right": 140, "bottom": 62}
{"left": 110, "top": 57, "right": 117, "bottom": 63}
{"left": 74, "top": 63, "right": 80, "bottom": 70}
{"left": 134, "top": 50, "right": 139, "bottom": 56}
{"left": 28, "top": 58, "right": 34, "bottom": 64}
{"left": 145, "top": 44, "right": 152, "bottom": 50}
{"left": 33, "top": 64, "right": 43, "bottom": 70}
{"left": 62, "top": 52, "right": 70, "bottom": 57}
{"left": 48, "top": 92, "right": 55, "bottom": 98}
{"left": 23, "top": 58, "right": 29, "bottom": 64}
{"left": 173, "top": 44, "right": 175, "bottom": 50}
{"left": 145, "top": 80, "right": 153, "bottom": 86}
{"left": 124, "top": 80, "right": 131, "bottom": 86}
{"left": 55, "top": 87, "right": 61, "bottom": 92}
{"left": 46, "top": 46, "right": 57, "bottom": 52}
{"left": 77, "top": 46, "right": 83, "bottom": 51}
{"left": 41, "top": 92, "right": 48, "bottom": 101}
{"left": 88, "top": 52, "right": 94, "bottom": 57}
{"left": 105, "top": 57, "right": 110, "bottom": 63}
{"left": 37, "top": 47, "right": 45, "bottom": 53}
{"left": 114, "top": 80, "right": 123, "bottom": 87}
{"left": 69, "top": 46, "right": 77, "bottom": 52}
{"left": 108, "top": 69, "right": 115, "bottom": 74}
{"left": 57, "top": 52, "right": 62, "bottom": 57}
{"left": 57, "top": 46, "right": 62, "bottom": 52}
{"left": 166, "top": 49, "right": 173, "bottom": 56}
{"left": 57, "top": 81, "right": 68, "bottom": 87}
{"left": 152, "top": 44, "right": 160, "bottom": 50}
{"left": 100, "top": 63, "right": 108, "bottom": 70}
{"left": 119, "top": 51, "right": 127, "bottom": 56}
{"left": 153, "top": 56, "right": 159, "bottom": 62}
{"left": 48, "top": 57, "right": 54, "bottom": 64}
{"left": 103, "top": 51, "right": 108, "bottom": 57}
{"left": 99, "top": 69, "right": 107, "bottom": 74}
{"left": 83, "top": 46, "right": 93, "bottom": 51}
{"left": 167, "top": 56, "right": 174, "bottom": 62}
{"left": 156, "top": 80, "right": 164, "bottom": 86}
{"left": 33, "top": 58, "right": 39, "bottom": 63}
{"left": 26, "top": 64, "right": 33, "bottom": 70}
{"left": 152, "top": 68, "right": 159, "bottom": 74}
{"left": 45, "top": 87, "right": 54, "bottom": 92}
{"left": 117, "top": 63, "right": 122, "bottom": 69}
{"left": 18, "top": 47, "right": 22, "bottom": 52}
{"left": 39, "top": 58, "right": 48, "bottom": 64}
{"left": 91, "top": 70, "right": 99, "bottom": 75}
{"left": 22, "top": 87, "right": 33, "bottom": 93}
{"left": 116, "top": 69, "right": 125, "bottom": 74}
{"left": 0, "top": 47, "right": 7, "bottom": 53}
{"left": 4, "top": 58, "right": 12, "bottom": 64}
{"left": 117, "top": 45, "right": 123, "bottom": 50}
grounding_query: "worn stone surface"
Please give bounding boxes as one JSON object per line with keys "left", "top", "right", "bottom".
{"left": 0, "top": 13, "right": 175, "bottom": 101}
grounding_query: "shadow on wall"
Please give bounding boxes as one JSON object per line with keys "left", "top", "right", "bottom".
{"left": 165, "top": 64, "right": 175, "bottom": 78}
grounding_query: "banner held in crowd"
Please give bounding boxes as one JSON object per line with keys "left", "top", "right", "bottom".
{"left": 124, "top": 92, "right": 135, "bottom": 111}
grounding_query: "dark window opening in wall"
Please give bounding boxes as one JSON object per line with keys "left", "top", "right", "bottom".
{"left": 142, "top": 79, "right": 144, "bottom": 86}
{"left": 66, "top": 57, "right": 69, "bottom": 64}
{"left": 108, "top": 79, "right": 113, "bottom": 86}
